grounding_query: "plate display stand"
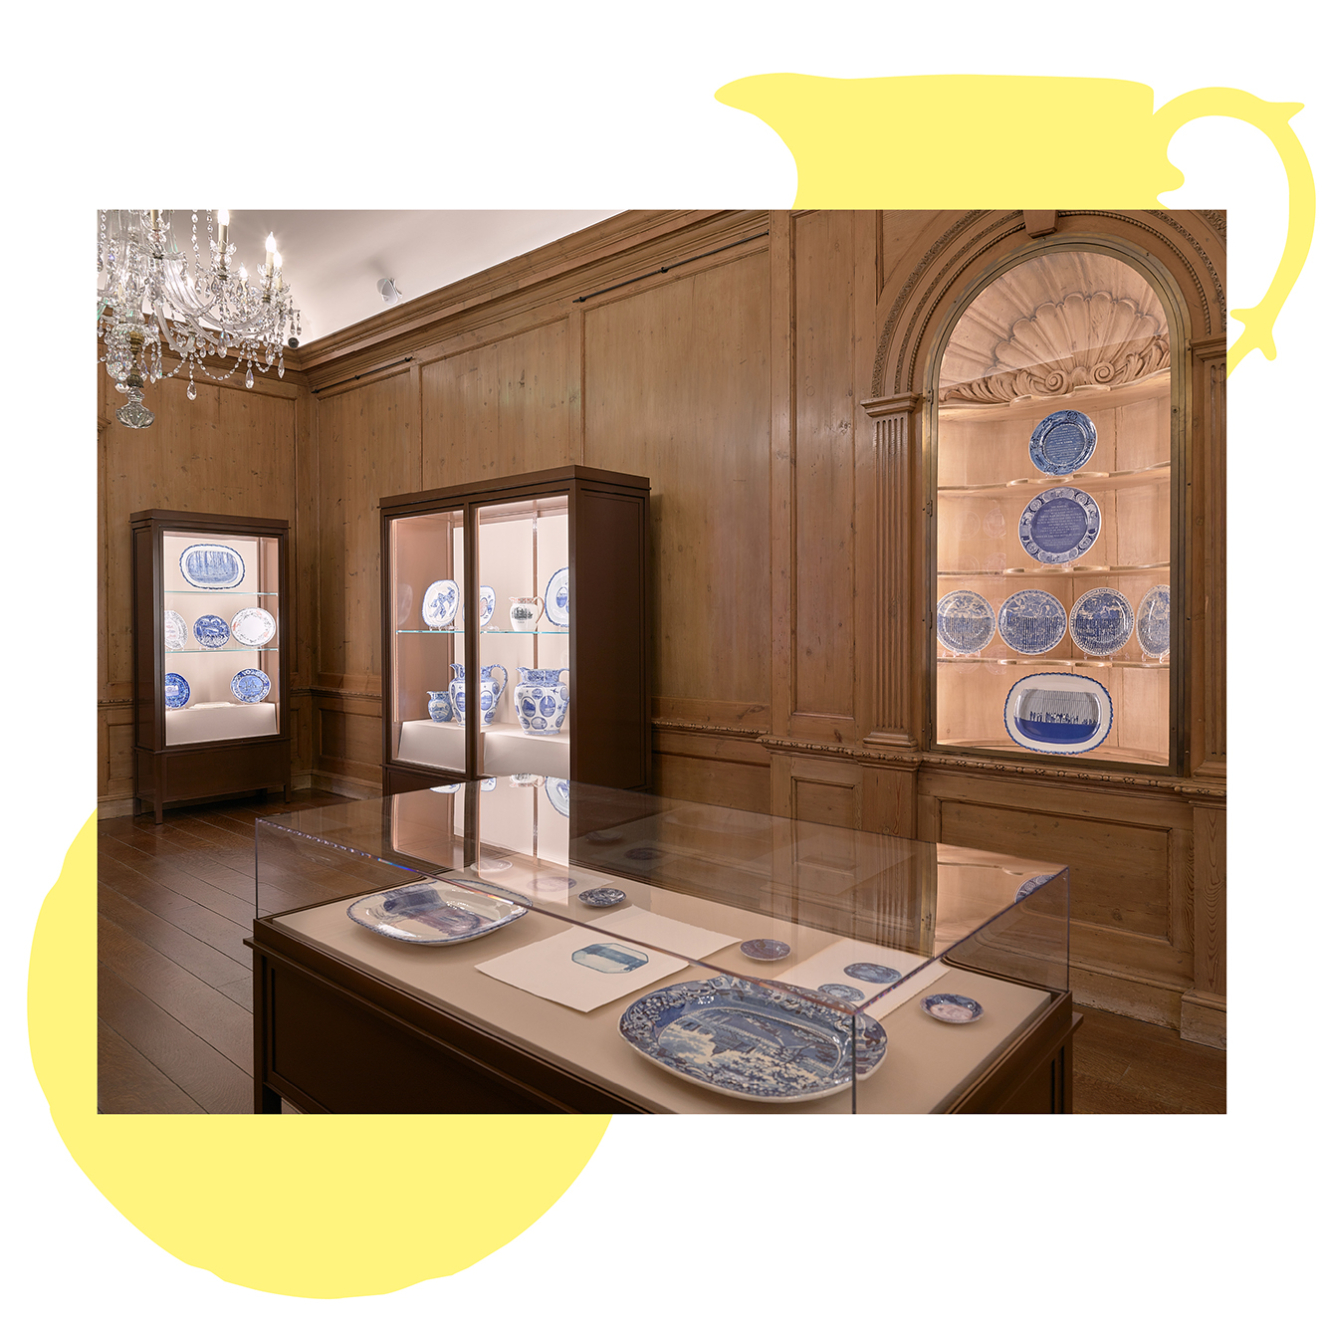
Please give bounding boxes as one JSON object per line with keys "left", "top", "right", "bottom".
{"left": 380, "top": 466, "right": 651, "bottom": 805}
{"left": 131, "top": 509, "right": 290, "bottom": 823}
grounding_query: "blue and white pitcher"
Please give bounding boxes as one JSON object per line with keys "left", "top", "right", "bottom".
{"left": 426, "top": 689, "right": 453, "bottom": 723}
{"left": 449, "top": 661, "right": 508, "bottom": 726}
{"left": 513, "top": 666, "right": 569, "bottom": 735}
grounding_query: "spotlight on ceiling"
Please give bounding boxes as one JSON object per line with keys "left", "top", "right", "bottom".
{"left": 377, "top": 277, "right": 404, "bottom": 306}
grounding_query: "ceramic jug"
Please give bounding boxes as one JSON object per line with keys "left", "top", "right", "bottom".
{"left": 449, "top": 661, "right": 508, "bottom": 727}
{"left": 426, "top": 689, "right": 453, "bottom": 723}
{"left": 509, "top": 596, "right": 543, "bottom": 631}
{"left": 513, "top": 666, "right": 569, "bottom": 735}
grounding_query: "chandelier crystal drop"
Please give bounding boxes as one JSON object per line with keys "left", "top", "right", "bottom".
{"left": 96, "top": 210, "right": 300, "bottom": 428}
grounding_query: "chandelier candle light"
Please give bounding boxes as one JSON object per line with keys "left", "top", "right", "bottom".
{"left": 96, "top": 210, "right": 300, "bottom": 428}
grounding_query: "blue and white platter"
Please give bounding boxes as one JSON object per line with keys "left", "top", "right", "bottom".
{"left": 936, "top": 590, "right": 997, "bottom": 654}
{"left": 818, "top": 983, "right": 863, "bottom": 1002}
{"left": 163, "top": 673, "right": 190, "bottom": 709}
{"left": 230, "top": 667, "right": 271, "bottom": 704}
{"left": 543, "top": 566, "right": 570, "bottom": 628}
{"left": 843, "top": 961, "right": 901, "bottom": 985}
{"left": 180, "top": 543, "right": 245, "bottom": 590}
{"left": 922, "top": 993, "right": 984, "bottom": 1024}
{"left": 230, "top": 606, "right": 276, "bottom": 648}
{"left": 163, "top": 609, "right": 188, "bottom": 652}
{"left": 545, "top": 778, "right": 571, "bottom": 817}
{"left": 1029, "top": 410, "right": 1098, "bottom": 476}
{"left": 421, "top": 579, "right": 460, "bottom": 629}
{"left": 619, "top": 975, "right": 888, "bottom": 1102}
{"left": 1069, "top": 587, "right": 1134, "bottom": 656}
{"left": 193, "top": 614, "right": 230, "bottom": 649}
{"left": 997, "top": 590, "right": 1067, "bottom": 655}
{"left": 1135, "top": 584, "right": 1171, "bottom": 658}
{"left": 1004, "top": 672, "right": 1113, "bottom": 754}
{"left": 741, "top": 938, "right": 790, "bottom": 961}
{"left": 1018, "top": 487, "right": 1101, "bottom": 564}
{"left": 1014, "top": 874, "right": 1057, "bottom": 903}
{"left": 579, "top": 886, "right": 627, "bottom": 907}
{"left": 573, "top": 941, "right": 649, "bottom": 972}
{"left": 478, "top": 585, "right": 495, "bottom": 627}
{"left": 347, "top": 879, "right": 527, "bottom": 945}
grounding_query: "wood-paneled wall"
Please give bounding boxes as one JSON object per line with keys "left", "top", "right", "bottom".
{"left": 96, "top": 209, "right": 1226, "bottom": 1045}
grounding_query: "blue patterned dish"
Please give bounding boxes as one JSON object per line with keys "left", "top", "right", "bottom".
{"left": 936, "top": 590, "right": 996, "bottom": 654}
{"left": 619, "top": 976, "right": 888, "bottom": 1102}
{"left": 572, "top": 942, "right": 649, "bottom": 973}
{"left": 545, "top": 778, "right": 571, "bottom": 817}
{"left": 1069, "top": 587, "right": 1134, "bottom": 656}
{"left": 818, "top": 983, "right": 863, "bottom": 1002}
{"left": 193, "top": 614, "right": 230, "bottom": 649}
{"left": 179, "top": 543, "right": 244, "bottom": 590}
{"left": 1029, "top": 410, "right": 1098, "bottom": 476}
{"left": 998, "top": 590, "right": 1067, "bottom": 655}
{"left": 544, "top": 566, "right": 570, "bottom": 627}
{"left": 843, "top": 961, "right": 901, "bottom": 984}
{"left": 478, "top": 585, "right": 495, "bottom": 627}
{"left": 230, "top": 668, "right": 271, "bottom": 703}
{"left": 922, "top": 993, "right": 984, "bottom": 1023}
{"left": 163, "top": 673, "right": 190, "bottom": 709}
{"left": 1018, "top": 487, "right": 1101, "bottom": 564}
{"left": 579, "top": 887, "right": 626, "bottom": 907}
{"left": 421, "top": 579, "right": 460, "bottom": 629}
{"left": 1135, "top": 584, "right": 1171, "bottom": 658}
{"left": 163, "top": 608, "right": 188, "bottom": 652}
{"left": 741, "top": 938, "right": 790, "bottom": 961}
{"left": 347, "top": 879, "right": 526, "bottom": 945}
{"left": 1014, "top": 873, "right": 1057, "bottom": 903}
{"left": 1004, "top": 672, "right": 1113, "bottom": 754}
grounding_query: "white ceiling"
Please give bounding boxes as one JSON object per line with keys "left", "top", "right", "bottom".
{"left": 222, "top": 210, "right": 621, "bottom": 346}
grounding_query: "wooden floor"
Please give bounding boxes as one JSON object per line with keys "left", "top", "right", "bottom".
{"left": 97, "top": 792, "right": 1227, "bottom": 1115}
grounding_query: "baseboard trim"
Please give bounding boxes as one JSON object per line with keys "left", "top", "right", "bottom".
{"left": 1179, "top": 990, "right": 1227, "bottom": 1049}
{"left": 98, "top": 796, "right": 137, "bottom": 820}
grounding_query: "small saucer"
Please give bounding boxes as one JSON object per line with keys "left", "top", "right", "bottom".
{"left": 922, "top": 993, "right": 984, "bottom": 1024}
{"left": 475, "top": 859, "right": 512, "bottom": 874}
{"left": 817, "top": 983, "right": 863, "bottom": 1002}
{"left": 844, "top": 962, "right": 901, "bottom": 984}
{"left": 741, "top": 938, "right": 790, "bottom": 961}
{"left": 625, "top": 846, "right": 665, "bottom": 862}
{"left": 531, "top": 875, "right": 579, "bottom": 894}
{"left": 585, "top": 829, "right": 623, "bottom": 844}
{"left": 579, "top": 887, "right": 626, "bottom": 907}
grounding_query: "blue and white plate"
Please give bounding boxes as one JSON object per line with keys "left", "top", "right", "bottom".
{"left": 421, "top": 579, "right": 460, "bottom": 629}
{"left": 193, "top": 614, "right": 230, "bottom": 649}
{"left": 573, "top": 942, "right": 650, "bottom": 973}
{"left": 843, "top": 962, "right": 901, "bottom": 985}
{"left": 179, "top": 543, "right": 245, "bottom": 590}
{"left": 922, "top": 993, "right": 984, "bottom": 1023}
{"left": 545, "top": 778, "right": 571, "bottom": 818}
{"left": 619, "top": 976, "right": 888, "bottom": 1102}
{"left": 347, "top": 879, "right": 526, "bottom": 946}
{"left": 1014, "top": 873, "right": 1057, "bottom": 903}
{"left": 579, "top": 887, "right": 626, "bottom": 907}
{"left": 1004, "top": 672, "right": 1113, "bottom": 755}
{"left": 1029, "top": 410, "right": 1098, "bottom": 476}
{"left": 936, "top": 590, "right": 996, "bottom": 654}
{"left": 997, "top": 590, "right": 1067, "bottom": 655}
{"left": 741, "top": 938, "right": 790, "bottom": 961}
{"left": 230, "top": 668, "right": 271, "bottom": 703}
{"left": 230, "top": 606, "right": 276, "bottom": 648}
{"left": 544, "top": 566, "right": 570, "bottom": 628}
{"left": 163, "top": 673, "right": 190, "bottom": 709}
{"left": 1136, "top": 584, "right": 1171, "bottom": 658}
{"left": 818, "top": 983, "right": 863, "bottom": 1002}
{"left": 1069, "top": 587, "right": 1134, "bottom": 656}
{"left": 163, "top": 609, "right": 188, "bottom": 652}
{"left": 478, "top": 585, "right": 495, "bottom": 627}
{"left": 1018, "top": 487, "right": 1101, "bottom": 564}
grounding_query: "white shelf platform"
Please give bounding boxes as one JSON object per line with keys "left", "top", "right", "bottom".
{"left": 397, "top": 719, "right": 569, "bottom": 779}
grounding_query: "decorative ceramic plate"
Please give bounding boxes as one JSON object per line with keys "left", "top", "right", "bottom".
{"left": 421, "top": 579, "right": 460, "bottom": 629}
{"left": 545, "top": 778, "right": 571, "bottom": 817}
{"left": 1029, "top": 410, "right": 1098, "bottom": 476}
{"left": 818, "top": 983, "right": 863, "bottom": 1002}
{"left": 163, "top": 673, "right": 190, "bottom": 709}
{"left": 579, "top": 887, "right": 626, "bottom": 907}
{"left": 1014, "top": 873, "right": 1057, "bottom": 903}
{"left": 843, "top": 962, "right": 901, "bottom": 985}
{"left": 1004, "top": 672, "right": 1113, "bottom": 754}
{"left": 997, "top": 590, "right": 1067, "bottom": 655}
{"left": 230, "top": 606, "right": 276, "bottom": 649}
{"left": 180, "top": 543, "right": 245, "bottom": 590}
{"left": 573, "top": 942, "right": 650, "bottom": 973}
{"left": 1069, "top": 587, "right": 1134, "bottom": 656}
{"left": 936, "top": 590, "right": 997, "bottom": 654}
{"left": 478, "top": 585, "right": 495, "bottom": 627}
{"left": 347, "top": 879, "right": 527, "bottom": 945}
{"left": 624, "top": 846, "right": 666, "bottom": 862}
{"left": 230, "top": 668, "right": 271, "bottom": 703}
{"left": 163, "top": 609, "right": 188, "bottom": 652}
{"left": 1018, "top": 487, "right": 1101, "bottom": 564}
{"left": 922, "top": 993, "right": 984, "bottom": 1023}
{"left": 544, "top": 566, "right": 570, "bottom": 628}
{"left": 740, "top": 938, "right": 790, "bottom": 961}
{"left": 619, "top": 975, "right": 888, "bottom": 1102}
{"left": 1135, "top": 584, "right": 1171, "bottom": 658}
{"left": 193, "top": 614, "right": 230, "bottom": 649}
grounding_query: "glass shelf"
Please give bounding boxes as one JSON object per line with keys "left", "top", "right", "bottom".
{"left": 164, "top": 646, "right": 274, "bottom": 655}
{"left": 167, "top": 589, "right": 280, "bottom": 597}
{"left": 938, "top": 563, "right": 1169, "bottom": 578}
{"left": 937, "top": 656, "right": 1168, "bottom": 669}
{"left": 937, "top": 460, "right": 1171, "bottom": 496}
{"left": 396, "top": 628, "right": 571, "bottom": 636}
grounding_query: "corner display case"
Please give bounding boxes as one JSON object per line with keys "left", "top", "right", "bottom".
{"left": 250, "top": 780, "right": 1074, "bottom": 1114}
{"left": 131, "top": 508, "right": 291, "bottom": 823}
{"left": 932, "top": 249, "right": 1178, "bottom": 769}
{"left": 380, "top": 466, "right": 650, "bottom": 796}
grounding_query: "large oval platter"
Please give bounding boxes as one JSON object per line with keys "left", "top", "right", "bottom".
{"left": 347, "top": 879, "right": 527, "bottom": 945}
{"left": 997, "top": 589, "right": 1067, "bottom": 655}
{"left": 180, "top": 543, "right": 245, "bottom": 590}
{"left": 421, "top": 579, "right": 459, "bottom": 629}
{"left": 1029, "top": 409, "right": 1097, "bottom": 476}
{"left": 1004, "top": 672, "right": 1113, "bottom": 755}
{"left": 1018, "top": 487, "right": 1101, "bottom": 565}
{"left": 619, "top": 975, "right": 887, "bottom": 1103}
{"left": 936, "top": 590, "right": 996, "bottom": 654}
{"left": 1135, "top": 584, "right": 1171, "bottom": 658}
{"left": 1068, "top": 587, "right": 1134, "bottom": 656}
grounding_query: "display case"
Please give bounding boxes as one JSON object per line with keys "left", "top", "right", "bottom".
{"left": 380, "top": 466, "right": 650, "bottom": 795}
{"left": 932, "top": 250, "right": 1177, "bottom": 769}
{"left": 250, "top": 779, "right": 1074, "bottom": 1114}
{"left": 131, "top": 508, "right": 290, "bottom": 823}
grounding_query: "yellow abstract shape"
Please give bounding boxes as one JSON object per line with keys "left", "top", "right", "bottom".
{"left": 715, "top": 73, "right": 1314, "bottom": 371}
{"left": 28, "top": 814, "right": 609, "bottom": 1298}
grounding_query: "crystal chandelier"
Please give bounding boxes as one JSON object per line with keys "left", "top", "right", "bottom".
{"left": 97, "top": 210, "right": 301, "bottom": 428}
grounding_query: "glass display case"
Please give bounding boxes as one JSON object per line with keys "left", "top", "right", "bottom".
{"left": 131, "top": 508, "right": 290, "bottom": 823}
{"left": 251, "top": 779, "right": 1073, "bottom": 1114}
{"left": 380, "top": 466, "right": 650, "bottom": 796}
{"left": 933, "top": 249, "right": 1176, "bottom": 768}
